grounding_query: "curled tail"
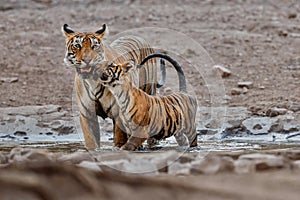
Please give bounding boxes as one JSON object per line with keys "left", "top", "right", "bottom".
{"left": 138, "top": 53, "right": 187, "bottom": 93}
{"left": 156, "top": 59, "right": 166, "bottom": 88}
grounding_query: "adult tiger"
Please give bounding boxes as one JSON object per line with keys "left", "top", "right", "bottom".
{"left": 62, "top": 24, "right": 165, "bottom": 149}
{"left": 94, "top": 53, "right": 198, "bottom": 151}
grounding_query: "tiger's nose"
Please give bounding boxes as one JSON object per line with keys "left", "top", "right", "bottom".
{"left": 82, "top": 58, "right": 92, "bottom": 64}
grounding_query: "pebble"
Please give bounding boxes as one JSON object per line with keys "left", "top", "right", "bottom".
{"left": 266, "top": 107, "right": 288, "bottom": 117}
{"left": 213, "top": 65, "right": 231, "bottom": 78}
{"left": 231, "top": 88, "right": 243, "bottom": 95}
{"left": 0, "top": 77, "right": 19, "bottom": 83}
{"left": 13, "top": 131, "right": 27, "bottom": 136}
{"left": 237, "top": 81, "right": 253, "bottom": 89}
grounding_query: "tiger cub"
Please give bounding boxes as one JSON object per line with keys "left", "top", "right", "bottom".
{"left": 94, "top": 54, "right": 198, "bottom": 151}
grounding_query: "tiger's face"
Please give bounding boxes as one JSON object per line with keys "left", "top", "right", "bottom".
{"left": 94, "top": 61, "right": 134, "bottom": 86}
{"left": 62, "top": 24, "right": 108, "bottom": 78}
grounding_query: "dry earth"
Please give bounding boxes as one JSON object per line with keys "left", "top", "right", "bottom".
{"left": 0, "top": 0, "right": 300, "bottom": 114}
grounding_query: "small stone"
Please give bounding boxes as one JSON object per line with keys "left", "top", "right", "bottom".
{"left": 237, "top": 81, "right": 253, "bottom": 89}
{"left": 163, "top": 87, "right": 172, "bottom": 93}
{"left": 0, "top": 77, "right": 19, "bottom": 83}
{"left": 278, "top": 30, "right": 288, "bottom": 37}
{"left": 13, "top": 131, "right": 27, "bottom": 136}
{"left": 269, "top": 123, "right": 284, "bottom": 133}
{"left": 242, "top": 87, "right": 248, "bottom": 94}
{"left": 266, "top": 107, "right": 288, "bottom": 117}
{"left": 288, "top": 13, "right": 297, "bottom": 19}
{"left": 213, "top": 65, "right": 231, "bottom": 78}
{"left": 231, "top": 88, "right": 243, "bottom": 95}
{"left": 283, "top": 125, "right": 299, "bottom": 134}
{"left": 253, "top": 124, "right": 263, "bottom": 130}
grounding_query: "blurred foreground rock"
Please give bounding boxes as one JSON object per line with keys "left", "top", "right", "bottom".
{"left": 0, "top": 148, "right": 300, "bottom": 200}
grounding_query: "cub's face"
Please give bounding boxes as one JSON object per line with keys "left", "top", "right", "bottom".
{"left": 62, "top": 24, "right": 108, "bottom": 78}
{"left": 94, "top": 61, "right": 134, "bottom": 86}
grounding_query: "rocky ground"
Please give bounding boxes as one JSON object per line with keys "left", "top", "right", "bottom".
{"left": 1, "top": 0, "right": 300, "bottom": 199}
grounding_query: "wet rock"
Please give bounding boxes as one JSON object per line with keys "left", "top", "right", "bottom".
{"left": 283, "top": 125, "right": 299, "bottom": 134}
{"left": 253, "top": 124, "right": 263, "bottom": 130}
{"left": 266, "top": 107, "right": 288, "bottom": 117}
{"left": 198, "top": 129, "right": 218, "bottom": 135}
{"left": 213, "top": 65, "right": 231, "bottom": 77}
{"left": 237, "top": 81, "right": 253, "bottom": 89}
{"left": 13, "top": 131, "right": 27, "bottom": 136}
{"left": 269, "top": 123, "right": 284, "bottom": 133}
{"left": 242, "top": 117, "right": 275, "bottom": 135}
{"left": 205, "top": 119, "right": 220, "bottom": 129}
{"left": 52, "top": 124, "right": 74, "bottom": 134}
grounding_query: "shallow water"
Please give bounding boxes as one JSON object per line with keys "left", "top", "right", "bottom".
{"left": 1, "top": 137, "right": 299, "bottom": 155}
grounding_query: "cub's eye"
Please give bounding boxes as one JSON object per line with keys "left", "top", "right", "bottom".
{"left": 73, "top": 44, "right": 81, "bottom": 49}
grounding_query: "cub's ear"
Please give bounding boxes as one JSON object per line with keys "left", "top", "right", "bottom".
{"left": 95, "top": 24, "right": 108, "bottom": 38}
{"left": 121, "top": 61, "right": 135, "bottom": 73}
{"left": 62, "top": 24, "right": 75, "bottom": 37}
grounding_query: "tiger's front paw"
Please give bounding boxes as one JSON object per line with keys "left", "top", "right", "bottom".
{"left": 121, "top": 143, "right": 137, "bottom": 151}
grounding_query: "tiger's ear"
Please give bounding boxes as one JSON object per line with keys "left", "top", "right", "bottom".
{"left": 62, "top": 24, "right": 75, "bottom": 38}
{"left": 95, "top": 24, "right": 108, "bottom": 38}
{"left": 121, "top": 61, "right": 135, "bottom": 73}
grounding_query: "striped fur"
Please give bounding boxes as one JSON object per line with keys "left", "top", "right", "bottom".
{"left": 62, "top": 24, "right": 160, "bottom": 149}
{"left": 94, "top": 55, "right": 198, "bottom": 151}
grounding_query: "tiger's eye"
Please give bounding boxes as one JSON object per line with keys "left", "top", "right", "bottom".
{"left": 73, "top": 44, "right": 81, "bottom": 49}
{"left": 92, "top": 44, "right": 101, "bottom": 50}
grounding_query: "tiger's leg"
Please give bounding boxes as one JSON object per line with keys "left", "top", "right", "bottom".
{"left": 79, "top": 114, "right": 100, "bottom": 149}
{"left": 75, "top": 77, "right": 100, "bottom": 150}
{"left": 186, "top": 128, "right": 198, "bottom": 147}
{"left": 121, "top": 130, "right": 148, "bottom": 151}
{"left": 113, "top": 118, "right": 128, "bottom": 148}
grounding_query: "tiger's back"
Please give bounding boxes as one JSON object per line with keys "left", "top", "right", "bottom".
{"left": 95, "top": 60, "right": 198, "bottom": 151}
